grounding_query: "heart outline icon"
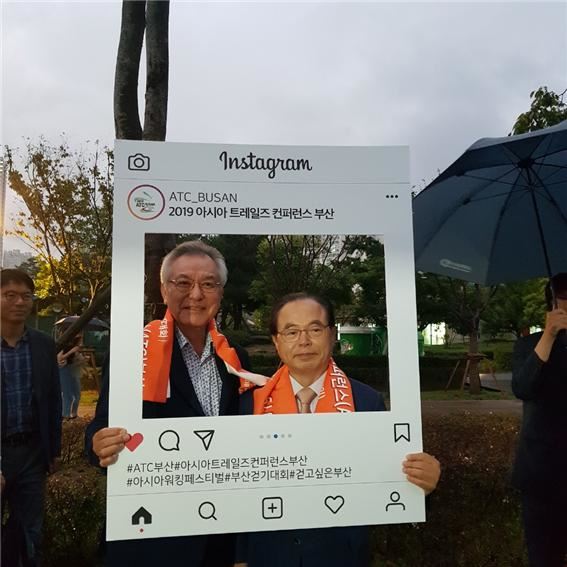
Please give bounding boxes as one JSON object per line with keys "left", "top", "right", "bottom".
{"left": 324, "top": 495, "right": 345, "bottom": 514}
{"left": 125, "top": 432, "right": 144, "bottom": 452}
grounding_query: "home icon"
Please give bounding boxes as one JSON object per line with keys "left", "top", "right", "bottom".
{"left": 132, "top": 506, "right": 152, "bottom": 525}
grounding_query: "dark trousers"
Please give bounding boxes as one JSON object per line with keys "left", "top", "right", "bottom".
{"left": 104, "top": 533, "right": 235, "bottom": 567}
{"left": 59, "top": 366, "right": 81, "bottom": 418}
{"left": 1, "top": 440, "right": 46, "bottom": 567}
{"left": 521, "top": 489, "right": 567, "bottom": 567}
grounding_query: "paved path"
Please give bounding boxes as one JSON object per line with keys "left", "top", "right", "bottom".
{"left": 421, "top": 399, "right": 521, "bottom": 416}
{"left": 423, "top": 372, "right": 521, "bottom": 415}
{"left": 480, "top": 372, "right": 513, "bottom": 393}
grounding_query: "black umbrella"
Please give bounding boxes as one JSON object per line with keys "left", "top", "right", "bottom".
{"left": 414, "top": 120, "right": 567, "bottom": 288}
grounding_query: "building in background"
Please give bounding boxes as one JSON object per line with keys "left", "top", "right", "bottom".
{"left": 2, "top": 248, "right": 33, "bottom": 268}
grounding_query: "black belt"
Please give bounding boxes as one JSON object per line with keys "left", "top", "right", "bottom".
{"left": 2, "top": 431, "right": 37, "bottom": 447}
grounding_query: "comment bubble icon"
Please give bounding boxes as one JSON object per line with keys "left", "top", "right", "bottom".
{"left": 158, "top": 430, "right": 180, "bottom": 451}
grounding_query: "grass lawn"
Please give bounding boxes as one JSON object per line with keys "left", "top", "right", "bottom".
{"left": 420, "top": 388, "right": 514, "bottom": 401}
{"left": 424, "top": 339, "right": 515, "bottom": 355}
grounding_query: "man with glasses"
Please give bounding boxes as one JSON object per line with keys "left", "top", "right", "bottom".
{"left": 512, "top": 273, "right": 567, "bottom": 567}
{"left": 236, "top": 292, "right": 440, "bottom": 567}
{"left": 85, "top": 240, "right": 256, "bottom": 567}
{"left": 1, "top": 269, "right": 62, "bottom": 566}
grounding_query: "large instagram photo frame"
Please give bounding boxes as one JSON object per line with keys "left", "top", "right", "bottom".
{"left": 107, "top": 141, "right": 423, "bottom": 540}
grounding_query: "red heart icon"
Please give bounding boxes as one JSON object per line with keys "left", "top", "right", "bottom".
{"left": 125, "top": 432, "right": 144, "bottom": 452}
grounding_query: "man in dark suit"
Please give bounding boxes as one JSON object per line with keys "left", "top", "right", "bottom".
{"left": 236, "top": 292, "right": 440, "bottom": 567}
{"left": 85, "top": 240, "right": 252, "bottom": 567}
{"left": 512, "top": 273, "right": 567, "bottom": 567}
{"left": 1, "top": 268, "right": 62, "bottom": 567}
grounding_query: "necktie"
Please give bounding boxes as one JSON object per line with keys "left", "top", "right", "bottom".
{"left": 296, "top": 387, "right": 317, "bottom": 413}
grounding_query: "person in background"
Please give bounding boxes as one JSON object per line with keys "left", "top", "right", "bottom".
{"left": 236, "top": 292, "right": 440, "bottom": 567}
{"left": 512, "top": 273, "right": 567, "bottom": 567}
{"left": 1, "top": 269, "right": 62, "bottom": 567}
{"left": 57, "top": 334, "right": 85, "bottom": 419}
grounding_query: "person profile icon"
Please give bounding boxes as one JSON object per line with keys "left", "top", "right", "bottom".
{"left": 385, "top": 491, "right": 406, "bottom": 511}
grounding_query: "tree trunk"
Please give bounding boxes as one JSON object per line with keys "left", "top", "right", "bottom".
{"left": 468, "top": 284, "right": 482, "bottom": 395}
{"left": 467, "top": 327, "right": 482, "bottom": 394}
{"left": 114, "top": 1, "right": 145, "bottom": 140}
{"left": 64, "top": 1, "right": 171, "bottom": 343}
{"left": 233, "top": 304, "right": 243, "bottom": 330}
{"left": 143, "top": 1, "right": 169, "bottom": 140}
{"left": 144, "top": 233, "right": 176, "bottom": 321}
{"left": 141, "top": 1, "right": 171, "bottom": 314}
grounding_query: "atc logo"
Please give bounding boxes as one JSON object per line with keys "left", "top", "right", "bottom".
{"left": 127, "top": 185, "right": 165, "bottom": 220}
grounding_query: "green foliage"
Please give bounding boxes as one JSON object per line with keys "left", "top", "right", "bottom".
{"left": 493, "top": 349, "right": 514, "bottom": 372}
{"left": 512, "top": 86, "right": 567, "bottom": 134}
{"left": 16, "top": 256, "right": 58, "bottom": 310}
{"left": 6, "top": 139, "right": 113, "bottom": 314}
{"left": 415, "top": 272, "right": 450, "bottom": 331}
{"left": 482, "top": 279, "right": 546, "bottom": 338}
{"left": 346, "top": 237, "right": 387, "bottom": 326}
{"left": 246, "top": 235, "right": 392, "bottom": 330}
{"left": 416, "top": 275, "right": 493, "bottom": 338}
{"left": 43, "top": 418, "right": 105, "bottom": 567}
{"left": 250, "top": 235, "right": 356, "bottom": 315}
{"left": 207, "top": 235, "right": 265, "bottom": 330}
{"left": 44, "top": 468, "right": 106, "bottom": 567}
{"left": 415, "top": 277, "right": 498, "bottom": 393}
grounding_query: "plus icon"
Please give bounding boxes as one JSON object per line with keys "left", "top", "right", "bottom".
{"left": 262, "top": 497, "right": 283, "bottom": 519}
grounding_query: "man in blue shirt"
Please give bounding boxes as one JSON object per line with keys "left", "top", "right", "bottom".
{"left": 1, "top": 269, "right": 62, "bottom": 566}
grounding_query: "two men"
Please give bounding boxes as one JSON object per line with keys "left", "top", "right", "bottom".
{"left": 1, "top": 269, "right": 62, "bottom": 566}
{"left": 236, "top": 293, "right": 440, "bottom": 567}
{"left": 87, "top": 241, "right": 439, "bottom": 567}
{"left": 85, "top": 240, "right": 253, "bottom": 567}
{"left": 512, "top": 273, "right": 567, "bottom": 567}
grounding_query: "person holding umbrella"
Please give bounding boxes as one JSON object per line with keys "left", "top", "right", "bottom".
{"left": 511, "top": 273, "right": 567, "bottom": 567}
{"left": 412, "top": 120, "right": 567, "bottom": 565}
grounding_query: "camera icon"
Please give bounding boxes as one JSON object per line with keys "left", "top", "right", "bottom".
{"left": 128, "top": 153, "right": 150, "bottom": 171}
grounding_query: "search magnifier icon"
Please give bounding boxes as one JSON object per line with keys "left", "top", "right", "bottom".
{"left": 198, "top": 501, "right": 217, "bottom": 520}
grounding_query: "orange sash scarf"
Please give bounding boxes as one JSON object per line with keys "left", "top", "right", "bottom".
{"left": 253, "top": 358, "right": 355, "bottom": 414}
{"left": 143, "top": 309, "right": 267, "bottom": 402}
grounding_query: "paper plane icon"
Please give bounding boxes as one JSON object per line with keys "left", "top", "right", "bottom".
{"left": 193, "top": 430, "right": 215, "bottom": 451}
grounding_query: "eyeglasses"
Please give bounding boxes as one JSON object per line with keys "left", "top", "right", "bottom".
{"left": 2, "top": 292, "right": 34, "bottom": 303}
{"left": 167, "top": 279, "right": 221, "bottom": 294}
{"left": 277, "top": 325, "right": 329, "bottom": 343}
